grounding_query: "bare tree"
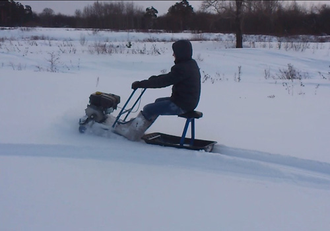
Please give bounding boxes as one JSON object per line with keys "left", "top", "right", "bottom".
{"left": 235, "top": 0, "right": 243, "bottom": 48}
{"left": 202, "top": 0, "right": 244, "bottom": 48}
{"left": 201, "top": 0, "right": 281, "bottom": 48}
{"left": 79, "top": 1, "right": 143, "bottom": 29}
{"left": 39, "top": 8, "right": 55, "bottom": 27}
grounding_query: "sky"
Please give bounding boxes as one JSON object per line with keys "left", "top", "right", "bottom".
{"left": 22, "top": 1, "right": 203, "bottom": 16}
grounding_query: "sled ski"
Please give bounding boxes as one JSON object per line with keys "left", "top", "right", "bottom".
{"left": 142, "top": 110, "right": 216, "bottom": 152}
{"left": 142, "top": 133, "right": 216, "bottom": 152}
{"left": 79, "top": 89, "right": 216, "bottom": 152}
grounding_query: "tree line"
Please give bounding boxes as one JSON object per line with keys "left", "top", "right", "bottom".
{"left": 0, "top": 0, "right": 32, "bottom": 26}
{"left": 1, "top": 0, "right": 329, "bottom": 37}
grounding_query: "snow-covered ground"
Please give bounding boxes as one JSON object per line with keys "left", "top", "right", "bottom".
{"left": 1, "top": 27, "right": 330, "bottom": 231}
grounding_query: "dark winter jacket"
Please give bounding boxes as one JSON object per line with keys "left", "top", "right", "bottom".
{"left": 137, "top": 40, "right": 201, "bottom": 112}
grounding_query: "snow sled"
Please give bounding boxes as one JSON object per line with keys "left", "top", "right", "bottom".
{"left": 79, "top": 89, "right": 217, "bottom": 152}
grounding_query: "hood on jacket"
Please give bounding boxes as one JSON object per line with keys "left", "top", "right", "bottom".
{"left": 172, "top": 40, "right": 192, "bottom": 63}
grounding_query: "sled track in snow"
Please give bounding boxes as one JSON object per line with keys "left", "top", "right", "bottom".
{"left": 213, "top": 144, "right": 330, "bottom": 178}
{"left": 211, "top": 144, "right": 330, "bottom": 188}
{"left": 1, "top": 143, "right": 330, "bottom": 189}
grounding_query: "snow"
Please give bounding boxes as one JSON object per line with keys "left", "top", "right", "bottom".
{"left": 1, "top": 27, "right": 330, "bottom": 231}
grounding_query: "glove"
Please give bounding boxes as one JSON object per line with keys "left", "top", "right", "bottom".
{"left": 131, "top": 81, "right": 141, "bottom": 90}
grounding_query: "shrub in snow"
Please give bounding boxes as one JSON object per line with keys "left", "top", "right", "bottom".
{"left": 46, "top": 52, "right": 60, "bottom": 72}
{"left": 277, "top": 63, "right": 308, "bottom": 81}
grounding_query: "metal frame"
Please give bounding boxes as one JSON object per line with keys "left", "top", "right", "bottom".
{"left": 113, "top": 88, "right": 197, "bottom": 147}
{"left": 112, "top": 88, "right": 216, "bottom": 152}
{"left": 180, "top": 118, "right": 196, "bottom": 146}
{"left": 112, "top": 88, "right": 146, "bottom": 128}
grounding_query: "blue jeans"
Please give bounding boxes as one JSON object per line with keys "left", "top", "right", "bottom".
{"left": 142, "top": 97, "right": 185, "bottom": 121}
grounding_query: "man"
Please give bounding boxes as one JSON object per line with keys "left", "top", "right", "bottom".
{"left": 115, "top": 39, "right": 201, "bottom": 141}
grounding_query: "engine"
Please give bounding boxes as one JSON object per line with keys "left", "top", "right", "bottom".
{"left": 85, "top": 92, "right": 120, "bottom": 123}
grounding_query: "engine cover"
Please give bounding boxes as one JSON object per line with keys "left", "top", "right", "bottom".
{"left": 89, "top": 92, "right": 120, "bottom": 110}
